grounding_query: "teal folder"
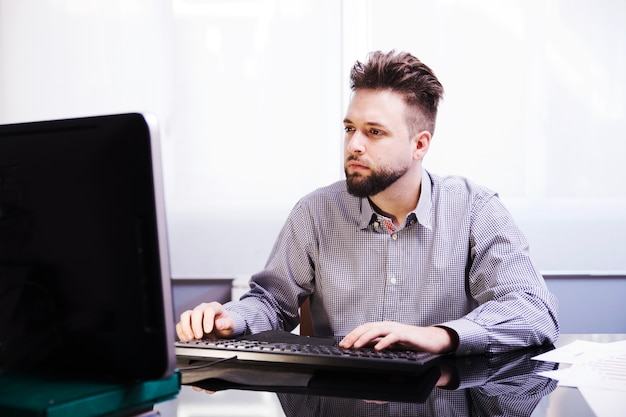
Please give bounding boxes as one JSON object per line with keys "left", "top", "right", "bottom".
{"left": 0, "top": 371, "right": 180, "bottom": 417}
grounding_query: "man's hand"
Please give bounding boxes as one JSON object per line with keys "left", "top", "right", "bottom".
{"left": 176, "top": 301, "right": 235, "bottom": 341}
{"left": 339, "top": 321, "right": 459, "bottom": 354}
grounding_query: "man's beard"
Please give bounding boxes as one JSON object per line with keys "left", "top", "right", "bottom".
{"left": 345, "top": 163, "right": 408, "bottom": 198}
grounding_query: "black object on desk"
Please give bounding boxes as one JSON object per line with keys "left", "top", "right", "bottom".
{"left": 0, "top": 113, "right": 175, "bottom": 382}
{"left": 0, "top": 114, "right": 180, "bottom": 414}
{"left": 178, "top": 339, "right": 558, "bottom": 412}
{"left": 176, "top": 330, "right": 442, "bottom": 376}
{"left": 177, "top": 330, "right": 443, "bottom": 403}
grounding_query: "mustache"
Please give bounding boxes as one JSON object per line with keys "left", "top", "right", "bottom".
{"left": 345, "top": 154, "right": 363, "bottom": 163}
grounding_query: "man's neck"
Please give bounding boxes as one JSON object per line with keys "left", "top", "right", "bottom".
{"left": 368, "top": 168, "right": 422, "bottom": 227}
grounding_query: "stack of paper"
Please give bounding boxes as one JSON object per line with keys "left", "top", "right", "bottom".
{"left": 533, "top": 339, "right": 626, "bottom": 417}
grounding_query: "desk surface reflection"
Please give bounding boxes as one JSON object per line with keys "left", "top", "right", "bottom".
{"left": 278, "top": 346, "right": 556, "bottom": 416}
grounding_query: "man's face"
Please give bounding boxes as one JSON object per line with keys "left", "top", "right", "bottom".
{"left": 343, "top": 89, "right": 417, "bottom": 198}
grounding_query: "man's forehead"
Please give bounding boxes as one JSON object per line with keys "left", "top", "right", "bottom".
{"left": 344, "top": 90, "right": 408, "bottom": 126}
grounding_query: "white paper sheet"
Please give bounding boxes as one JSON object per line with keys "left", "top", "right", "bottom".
{"left": 533, "top": 340, "right": 626, "bottom": 417}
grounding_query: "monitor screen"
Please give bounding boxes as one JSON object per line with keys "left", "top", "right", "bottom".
{"left": 0, "top": 113, "right": 175, "bottom": 381}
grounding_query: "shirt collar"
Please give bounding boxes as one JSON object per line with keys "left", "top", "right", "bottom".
{"left": 357, "top": 168, "right": 433, "bottom": 231}
{"left": 415, "top": 169, "right": 433, "bottom": 230}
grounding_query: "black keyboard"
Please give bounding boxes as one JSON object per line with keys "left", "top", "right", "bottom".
{"left": 175, "top": 332, "right": 441, "bottom": 375}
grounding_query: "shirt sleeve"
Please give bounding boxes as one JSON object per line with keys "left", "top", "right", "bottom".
{"left": 223, "top": 201, "right": 316, "bottom": 336}
{"left": 441, "top": 192, "right": 560, "bottom": 355}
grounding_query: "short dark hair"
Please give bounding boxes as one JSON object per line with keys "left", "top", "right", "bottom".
{"left": 349, "top": 50, "right": 444, "bottom": 136}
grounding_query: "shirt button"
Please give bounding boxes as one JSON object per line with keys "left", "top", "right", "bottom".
{"left": 465, "top": 349, "right": 472, "bottom": 355}
{"left": 390, "top": 277, "right": 397, "bottom": 285}
{"left": 391, "top": 233, "right": 398, "bottom": 240}
{"left": 373, "top": 221, "right": 380, "bottom": 228}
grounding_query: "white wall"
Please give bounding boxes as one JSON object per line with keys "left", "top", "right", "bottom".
{"left": 1, "top": 0, "right": 625, "bottom": 277}
{"left": 161, "top": 0, "right": 345, "bottom": 277}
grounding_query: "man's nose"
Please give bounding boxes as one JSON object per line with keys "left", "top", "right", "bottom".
{"left": 346, "top": 131, "right": 366, "bottom": 154}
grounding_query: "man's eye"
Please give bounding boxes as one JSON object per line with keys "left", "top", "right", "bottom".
{"left": 370, "top": 129, "right": 381, "bottom": 135}
{"left": 344, "top": 126, "right": 355, "bottom": 133}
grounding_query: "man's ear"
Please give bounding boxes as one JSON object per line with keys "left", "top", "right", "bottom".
{"left": 412, "top": 130, "right": 431, "bottom": 161}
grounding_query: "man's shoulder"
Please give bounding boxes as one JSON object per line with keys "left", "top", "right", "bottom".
{"left": 427, "top": 171, "right": 497, "bottom": 200}
{"left": 289, "top": 180, "right": 359, "bottom": 223}
{"left": 300, "top": 180, "right": 351, "bottom": 202}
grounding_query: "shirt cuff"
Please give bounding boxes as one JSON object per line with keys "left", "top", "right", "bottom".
{"left": 439, "top": 318, "right": 489, "bottom": 356}
{"left": 224, "top": 303, "right": 249, "bottom": 337}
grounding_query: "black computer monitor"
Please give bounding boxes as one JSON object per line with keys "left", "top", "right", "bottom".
{"left": 0, "top": 113, "right": 175, "bottom": 381}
